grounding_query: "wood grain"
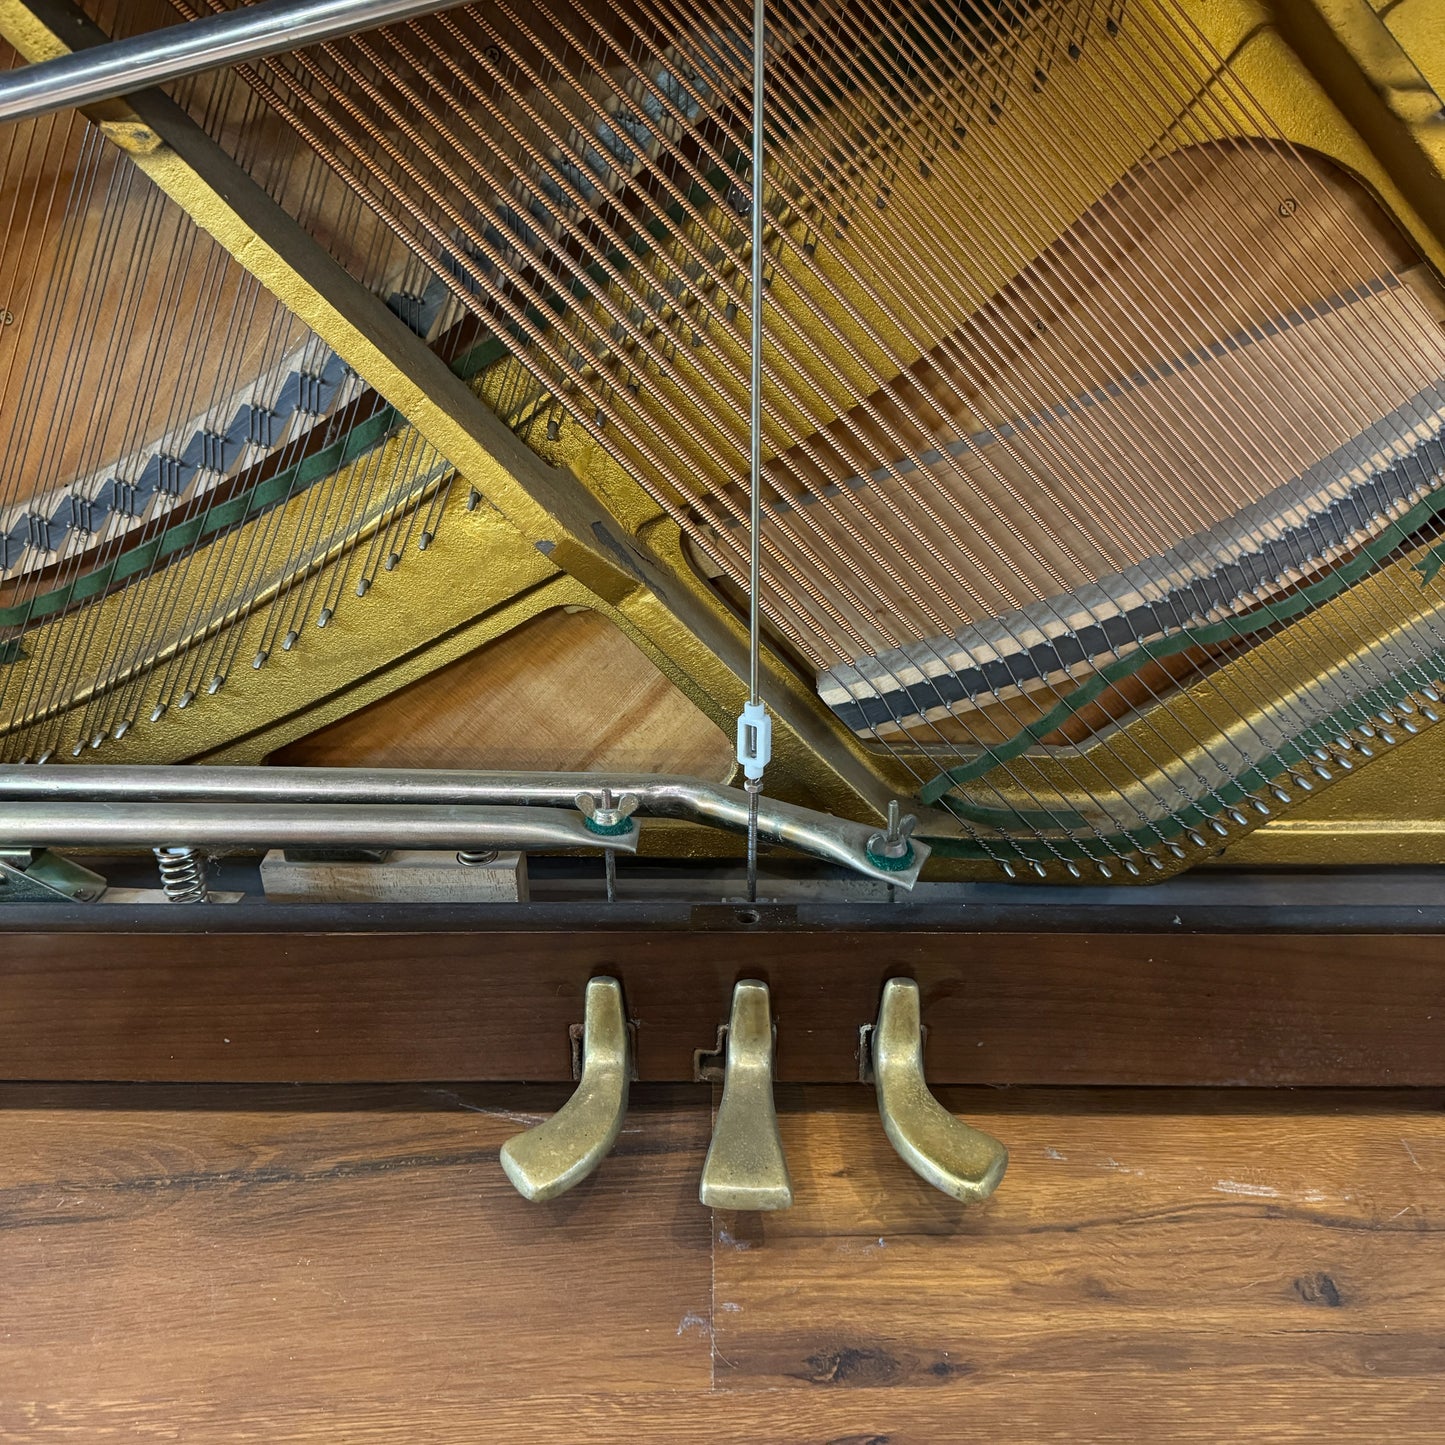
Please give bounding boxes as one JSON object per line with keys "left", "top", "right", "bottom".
{"left": 718, "top": 1087, "right": 1445, "bottom": 1389}
{"left": 0, "top": 1082, "right": 715, "bottom": 1424}
{"left": 1, "top": 1082, "right": 1443, "bottom": 1440}
{"left": 4, "top": 922, "right": 1445, "bottom": 1084}
{"left": 272, "top": 607, "right": 733, "bottom": 777}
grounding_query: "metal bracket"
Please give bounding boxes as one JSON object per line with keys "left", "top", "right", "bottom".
{"left": 694, "top": 1018, "right": 782, "bottom": 1083}
{"left": 693, "top": 1024, "right": 730, "bottom": 1084}
{"left": 0, "top": 847, "right": 106, "bottom": 902}
{"left": 569, "top": 1014, "right": 639, "bottom": 1082}
{"left": 857, "top": 1016, "right": 927, "bottom": 1085}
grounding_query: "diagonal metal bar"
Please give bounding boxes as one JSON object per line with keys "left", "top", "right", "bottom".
{"left": 0, "top": 0, "right": 469, "bottom": 123}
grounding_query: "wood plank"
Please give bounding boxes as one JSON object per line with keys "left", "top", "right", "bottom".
{"left": 16, "top": 1380, "right": 1444, "bottom": 1443}
{"left": 715, "top": 1086, "right": 1445, "bottom": 1395}
{"left": 2, "top": 923, "right": 1445, "bottom": 1084}
{"left": 1, "top": 1084, "right": 1444, "bottom": 1440}
{"left": 0, "top": 1081, "right": 714, "bottom": 1416}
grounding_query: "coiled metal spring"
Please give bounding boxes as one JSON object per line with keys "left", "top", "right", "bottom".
{"left": 153, "top": 845, "right": 209, "bottom": 904}
{"left": 456, "top": 849, "right": 500, "bottom": 866}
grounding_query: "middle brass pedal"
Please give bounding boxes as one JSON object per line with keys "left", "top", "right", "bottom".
{"left": 698, "top": 980, "right": 793, "bottom": 1211}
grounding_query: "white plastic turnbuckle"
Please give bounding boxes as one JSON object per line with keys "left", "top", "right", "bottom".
{"left": 736, "top": 699, "right": 771, "bottom": 783}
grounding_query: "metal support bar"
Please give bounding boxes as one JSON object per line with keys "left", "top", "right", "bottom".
{"left": 0, "top": 0, "right": 468, "bottom": 123}
{"left": 0, "top": 766, "right": 931, "bottom": 885}
{"left": 0, "top": 800, "right": 639, "bottom": 855}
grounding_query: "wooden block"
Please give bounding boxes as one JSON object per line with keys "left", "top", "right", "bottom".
{"left": 3, "top": 921, "right": 1445, "bottom": 1084}
{"left": 259, "top": 849, "right": 528, "bottom": 902}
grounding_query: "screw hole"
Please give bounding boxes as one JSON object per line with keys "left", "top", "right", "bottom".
{"left": 736, "top": 908, "right": 760, "bottom": 925}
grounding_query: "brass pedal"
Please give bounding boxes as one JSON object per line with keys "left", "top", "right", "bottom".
{"left": 698, "top": 980, "right": 793, "bottom": 1211}
{"left": 500, "top": 977, "right": 630, "bottom": 1202}
{"left": 866, "top": 978, "right": 1007, "bottom": 1203}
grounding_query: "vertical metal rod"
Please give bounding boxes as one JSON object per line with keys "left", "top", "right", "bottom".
{"left": 746, "top": 787, "right": 760, "bottom": 900}
{"left": 748, "top": 0, "right": 765, "bottom": 712}
{"left": 601, "top": 785, "right": 619, "bottom": 902}
{"left": 745, "top": 0, "right": 766, "bottom": 905}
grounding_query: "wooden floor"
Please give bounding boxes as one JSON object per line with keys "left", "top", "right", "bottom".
{"left": 2, "top": 1083, "right": 1443, "bottom": 1441}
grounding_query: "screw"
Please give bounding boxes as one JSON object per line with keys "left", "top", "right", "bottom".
{"left": 868, "top": 799, "right": 917, "bottom": 861}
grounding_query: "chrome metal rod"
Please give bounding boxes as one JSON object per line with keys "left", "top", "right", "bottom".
{"left": 0, "top": 767, "right": 929, "bottom": 885}
{"left": 0, "top": 801, "right": 639, "bottom": 854}
{"left": 0, "top": 0, "right": 467, "bottom": 124}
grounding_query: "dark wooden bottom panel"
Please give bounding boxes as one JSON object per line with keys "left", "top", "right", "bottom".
{"left": 2, "top": 925, "right": 1444, "bottom": 1083}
